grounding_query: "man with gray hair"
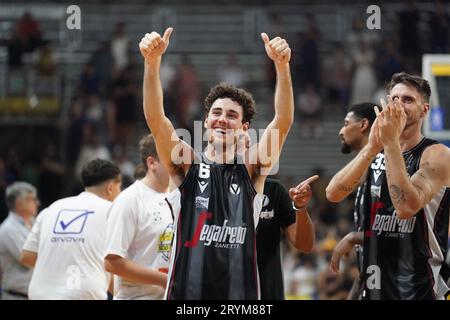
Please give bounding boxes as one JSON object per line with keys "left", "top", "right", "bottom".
{"left": 0, "top": 182, "right": 39, "bottom": 299}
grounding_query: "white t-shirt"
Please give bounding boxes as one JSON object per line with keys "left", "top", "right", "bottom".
{"left": 105, "top": 180, "right": 174, "bottom": 300}
{"left": 23, "top": 192, "right": 112, "bottom": 300}
{"left": 111, "top": 36, "right": 129, "bottom": 70}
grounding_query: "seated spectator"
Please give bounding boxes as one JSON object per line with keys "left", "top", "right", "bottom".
{"left": 296, "top": 84, "right": 323, "bottom": 138}
{"left": 111, "top": 22, "right": 129, "bottom": 71}
{"left": 217, "top": 54, "right": 246, "bottom": 88}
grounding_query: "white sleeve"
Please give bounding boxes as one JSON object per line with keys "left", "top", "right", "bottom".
{"left": 104, "top": 192, "right": 138, "bottom": 258}
{"left": 23, "top": 208, "right": 46, "bottom": 253}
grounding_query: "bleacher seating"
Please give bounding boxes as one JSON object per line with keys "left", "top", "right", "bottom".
{"left": 0, "top": 2, "right": 443, "bottom": 178}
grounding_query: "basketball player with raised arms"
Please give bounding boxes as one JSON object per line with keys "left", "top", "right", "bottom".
{"left": 139, "top": 27, "right": 294, "bottom": 299}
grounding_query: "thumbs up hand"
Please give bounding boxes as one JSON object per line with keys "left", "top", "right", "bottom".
{"left": 139, "top": 27, "right": 174, "bottom": 63}
{"left": 261, "top": 32, "right": 291, "bottom": 65}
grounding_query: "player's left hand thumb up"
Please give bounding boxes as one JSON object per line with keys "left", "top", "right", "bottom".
{"left": 261, "top": 32, "right": 291, "bottom": 65}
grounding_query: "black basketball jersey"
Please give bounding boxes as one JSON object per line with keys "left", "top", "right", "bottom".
{"left": 362, "top": 138, "right": 450, "bottom": 300}
{"left": 257, "top": 178, "right": 296, "bottom": 300}
{"left": 165, "top": 154, "right": 262, "bottom": 300}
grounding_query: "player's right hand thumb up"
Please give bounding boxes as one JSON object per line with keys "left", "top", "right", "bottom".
{"left": 139, "top": 27, "right": 174, "bottom": 62}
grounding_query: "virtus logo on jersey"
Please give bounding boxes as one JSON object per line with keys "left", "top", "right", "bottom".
{"left": 372, "top": 211, "right": 416, "bottom": 237}
{"left": 184, "top": 211, "right": 247, "bottom": 249}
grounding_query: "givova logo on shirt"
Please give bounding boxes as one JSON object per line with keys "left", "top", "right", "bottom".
{"left": 184, "top": 211, "right": 247, "bottom": 249}
{"left": 53, "top": 209, "right": 94, "bottom": 234}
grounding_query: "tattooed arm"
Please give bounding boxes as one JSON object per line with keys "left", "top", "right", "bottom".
{"left": 326, "top": 118, "right": 382, "bottom": 202}
{"left": 326, "top": 144, "right": 379, "bottom": 202}
{"left": 384, "top": 143, "right": 450, "bottom": 219}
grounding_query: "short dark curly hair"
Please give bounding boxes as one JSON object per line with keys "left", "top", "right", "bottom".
{"left": 81, "top": 159, "right": 121, "bottom": 187}
{"left": 387, "top": 72, "right": 431, "bottom": 103}
{"left": 204, "top": 82, "right": 256, "bottom": 124}
{"left": 347, "top": 102, "right": 381, "bottom": 126}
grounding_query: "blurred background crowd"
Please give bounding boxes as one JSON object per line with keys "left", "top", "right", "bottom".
{"left": 0, "top": 0, "right": 449, "bottom": 299}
